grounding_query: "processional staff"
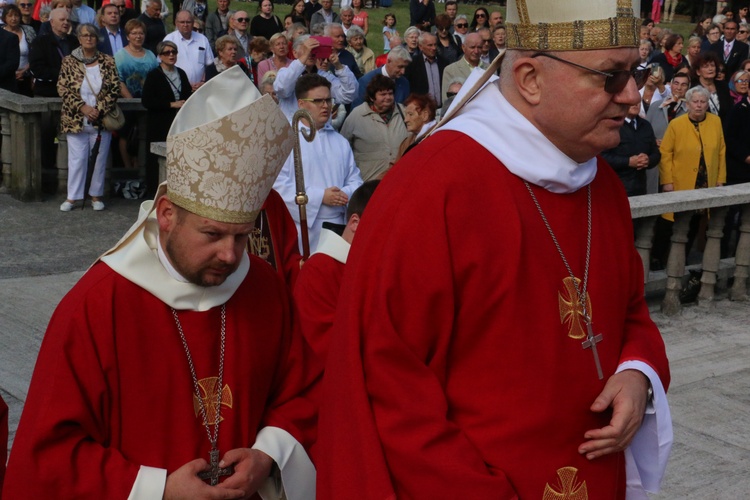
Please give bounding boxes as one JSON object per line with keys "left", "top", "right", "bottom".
{"left": 291, "top": 109, "right": 317, "bottom": 259}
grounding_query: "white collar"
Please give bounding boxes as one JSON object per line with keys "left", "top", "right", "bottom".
{"left": 312, "top": 228, "right": 350, "bottom": 264}
{"left": 438, "top": 76, "right": 596, "bottom": 193}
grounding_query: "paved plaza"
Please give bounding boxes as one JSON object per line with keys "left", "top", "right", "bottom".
{"left": 0, "top": 193, "right": 748, "bottom": 498}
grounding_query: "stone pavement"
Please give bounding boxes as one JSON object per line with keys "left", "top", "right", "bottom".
{"left": 1, "top": 193, "right": 749, "bottom": 498}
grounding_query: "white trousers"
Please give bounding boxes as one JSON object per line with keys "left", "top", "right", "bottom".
{"left": 66, "top": 126, "right": 112, "bottom": 200}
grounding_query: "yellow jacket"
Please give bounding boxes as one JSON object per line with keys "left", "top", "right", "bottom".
{"left": 659, "top": 112, "right": 726, "bottom": 190}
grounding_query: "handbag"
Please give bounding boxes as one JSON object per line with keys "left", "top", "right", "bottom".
{"left": 101, "top": 104, "right": 126, "bottom": 132}
{"left": 82, "top": 62, "right": 125, "bottom": 131}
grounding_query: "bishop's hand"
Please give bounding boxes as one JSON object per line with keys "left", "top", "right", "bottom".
{"left": 216, "top": 448, "right": 274, "bottom": 499}
{"left": 578, "top": 369, "right": 649, "bottom": 460}
{"left": 164, "top": 458, "right": 246, "bottom": 499}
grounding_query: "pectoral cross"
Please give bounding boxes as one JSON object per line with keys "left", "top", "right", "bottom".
{"left": 581, "top": 321, "right": 604, "bottom": 380}
{"left": 198, "top": 448, "right": 234, "bottom": 486}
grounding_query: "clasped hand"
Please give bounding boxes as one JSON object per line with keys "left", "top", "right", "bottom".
{"left": 164, "top": 448, "right": 274, "bottom": 500}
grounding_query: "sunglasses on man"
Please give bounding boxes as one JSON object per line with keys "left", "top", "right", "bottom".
{"left": 532, "top": 52, "right": 651, "bottom": 94}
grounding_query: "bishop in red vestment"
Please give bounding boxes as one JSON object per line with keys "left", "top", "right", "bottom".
{"left": 3, "top": 67, "right": 317, "bottom": 500}
{"left": 316, "top": 1, "right": 673, "bottom": 498}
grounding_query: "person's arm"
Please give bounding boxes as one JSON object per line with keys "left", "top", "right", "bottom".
{"left": 96, "top": 56, "right": 122, "bottom": 116}
{"left": 0, "top": 30, "right": 20, "bottom": 82}
{"left": 325, "top": 64, "right": 357, "bottom": 105}
{"left": 641, "top": 121, "right": 661, "bottom": 169}
{"left": 717, "top": 123, "right": 727, "bottom": 186}
{"left": 273, "top": 59, "right": 306, "bottom": 99}
{"left": 658, "top": 120, "right": 676, "bottom": 191}
{"left": 57, "top": 57, "right": 86, "bottom": 112}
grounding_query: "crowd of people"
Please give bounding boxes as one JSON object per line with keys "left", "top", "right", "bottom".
{"left": 9, "top": 0, "right": 739, "bottom": 497}
{"left": 602, "top": 9, "right": 749, "bottom": 278}
{"left": 0, "top": 0, "right": 510, "bottom": 212}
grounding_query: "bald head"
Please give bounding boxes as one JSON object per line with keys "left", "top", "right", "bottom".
{"left": 463, "top": 32, "right": 483, "bottom": 66}
{"left": 49, "top": 7, "right": 70, "bottom": 36}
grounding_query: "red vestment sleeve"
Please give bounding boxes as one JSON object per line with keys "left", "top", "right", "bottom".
{"left": 258, "top": 264, "right": 319, "bottom": 453}
{"left": 292, "top": 254, "right": 344, "bottom": 362}
{"left": 265, "top": 189, "right": 303, "bottom": 290}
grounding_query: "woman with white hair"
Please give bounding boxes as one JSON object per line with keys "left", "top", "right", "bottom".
{"left": 345, "top": 25, "right": 374, "bottom": 75}
{"left": 403, "top": 25, "right": 420, "bottom": 58}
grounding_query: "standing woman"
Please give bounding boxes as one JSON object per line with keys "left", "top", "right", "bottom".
{"left": 469, "top": 7, "right": 489, "bottom": 32}
{"left": 250, "top": 0, "right": 282, "bottom": 41}
{"left": 115, "top": 19, "right": 157, "bottom": 170}
{"left": 256, "top": 32, "right": 290, "bottom": 83}
{"left": 141, "top": 40, "right": 191, "bottom": 196}
{"left": 351, "top": 0, "right": 368, "bottom": 36}
{"left": 691, "top": 51, "right": 732, "bottom": 122}
{"left": 57, "top": 23, "right": 120, "bottom": 212}
{"left": 3, "top": 4, "right": 36, "bottom": 96}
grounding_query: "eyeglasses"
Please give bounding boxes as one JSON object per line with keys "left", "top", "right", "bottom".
{"left": 532, "top": 52, "right": 651, "bottom": 94}
{"left": 736, "top": 79, "right": 750, "bottom": 83}
{"left": 455, "top": 23, "right": 468, "bottom": 28}
{"left": 78, "top": 33, "right": 97, "bottom": 39}
{"left": 299, "top": 97, "right": 333, "bottom": 106}
{"left": 19, "top": 2, "right": 33, "bottom": 6}
{"left": 740, "top": 30, "right": 749, "bottom": 34}
{"left": 160, "top": 49, "right": 178, "bottom": 55}
{"left": 193, "top": 27, "right": 203, "bottom": 32}
{"left": 475, "top": 14, "right": 486, "bottom": 18}
{"left": 446, "top": 91, "right": 457, "bottom": 98}
{"left": 235, "top": 17, "right": 249, "bottom": 22}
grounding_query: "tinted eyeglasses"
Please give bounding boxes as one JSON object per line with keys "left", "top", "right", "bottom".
{"left": 532, "top": 52, "right": 651, "bottom": 94}
{"left": 455, "top": 23, "right": 468, "bottom": 28}
{"left": 161, "top": 49, "right": 178, "bottom": 55}
{"left": 19, "top": 2, "right": 33, "bottom": 6}
{"left": 235, "top": 17, "right": 250, "bottom": 22}
{"left": 475, "top": 13, "right": 486, "bottom": 18}
{"left": 740, "top": 30, "right": 749, "bottom": 34}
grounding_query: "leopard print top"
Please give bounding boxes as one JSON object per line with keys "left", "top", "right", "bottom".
{"left": 57, "top": 52, "right": 120, "bottom": 134}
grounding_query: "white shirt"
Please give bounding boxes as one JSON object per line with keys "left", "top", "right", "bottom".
{"left": 273, "top": 123, "right": 363, "bottom": 253}
{"left": 164, "top": 30, "right": 214, "bottom": 85}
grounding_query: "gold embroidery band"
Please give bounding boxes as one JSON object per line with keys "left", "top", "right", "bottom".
{"left": 169, "top": 190, "right": 261, "bottom": 224}
{"left": 507, "top": 16, "right": 640, "bottom": 50}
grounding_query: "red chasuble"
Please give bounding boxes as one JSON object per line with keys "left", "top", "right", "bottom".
{"left": 3, "top": 256, "right": 315, "bottom": 499}
{"left": 317, "top": 131, "right": 670, "bottom": 499}
{"left": 293, "top": 253, "right": 346, "bottom": 362}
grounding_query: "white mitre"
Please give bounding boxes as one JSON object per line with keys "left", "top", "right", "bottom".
{"left": 99, "top": 66, "right": 295, "bottom": 311}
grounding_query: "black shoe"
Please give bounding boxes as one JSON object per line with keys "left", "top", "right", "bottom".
{"left": 679, "top": 270, "right": 702, "bottom": 304}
